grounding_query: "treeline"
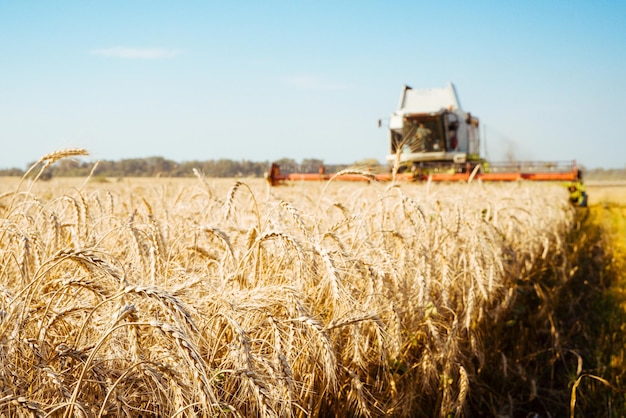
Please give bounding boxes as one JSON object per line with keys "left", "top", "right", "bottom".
{"left": 2, "top": 156, "right": 622, "bottom": 180}
{"left": 584, "top": 167, "right": 626, "bottom": 181}
{"left": 0, "top": 156, "right": 353, "bottom": 179}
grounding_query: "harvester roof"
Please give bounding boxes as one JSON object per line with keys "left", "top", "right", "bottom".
{"left": 397, "top": 82, "right": 462, "bottom": 114}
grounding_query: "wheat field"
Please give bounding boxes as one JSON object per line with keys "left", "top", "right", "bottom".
{"left": 0, "top": 153, "right": 577, "bottom": 417}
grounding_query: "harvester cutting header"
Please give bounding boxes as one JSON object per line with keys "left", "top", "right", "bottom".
{"left": 266, "top": 82, "right": 585, "bottom": 204}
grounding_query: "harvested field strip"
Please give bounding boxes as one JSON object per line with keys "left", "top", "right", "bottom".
{"left": 0, "top": 162, "right": 600, "bottom": 417}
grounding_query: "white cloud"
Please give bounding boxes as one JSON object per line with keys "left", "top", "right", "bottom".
{"left": 89, "top": 47, "right": 182, "bottom": 59}
{"left": 284, "top": 74, "right": 349, "bottom": 90}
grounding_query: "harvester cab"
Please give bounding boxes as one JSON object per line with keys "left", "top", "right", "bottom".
{"left": 387, "top": 83, "right": 481, "bottom": 172}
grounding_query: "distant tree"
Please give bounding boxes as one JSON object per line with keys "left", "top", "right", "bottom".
{"left": 584, "top": 167, "right": 626, "bottom": 181}
{"left": 48, "top": 159, "right": 91, "bottom": 177}
{"left": 353, "top": 158, "right": 382, "bottom": 167}
{"left": 300, "top": 158, "right": 325, "bottom": 173}
{"left": 0, "top": 168, "right": 25, "bottom": 176}
{"left": 351, "top": 158, "right": 386, "bottom": 173}
{"left": 175, "top": 160, "right": 203, "bottom": 177}
{"left": 274, "top": 158, "right": 298, "bottom": 174}
{"left": 145, "top": 156, "right": 178, "bottom": 176}
{"left": 239, "top": 160, "right": 268, "bottom": 177}
{"left": 94, "top": 160, "right": 119, "bottom": 177}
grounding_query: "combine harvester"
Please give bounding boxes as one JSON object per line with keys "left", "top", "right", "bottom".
{"left": 266, "top": 83, "right": 586, "bottom": 204}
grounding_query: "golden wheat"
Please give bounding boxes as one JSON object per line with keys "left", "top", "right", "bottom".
{"left": 0, "top": 152, "right": 578, "bottom": 417}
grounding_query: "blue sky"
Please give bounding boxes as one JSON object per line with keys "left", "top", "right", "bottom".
{"left": 1, "top": 1, "right": 625, "bottom": 170}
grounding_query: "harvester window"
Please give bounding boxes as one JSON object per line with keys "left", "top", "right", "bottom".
{"left": 406, "top": 119, "right": 443, "bottom": 153}
{"left": 412, "top": 124, "right": 432, "bottom": 152}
